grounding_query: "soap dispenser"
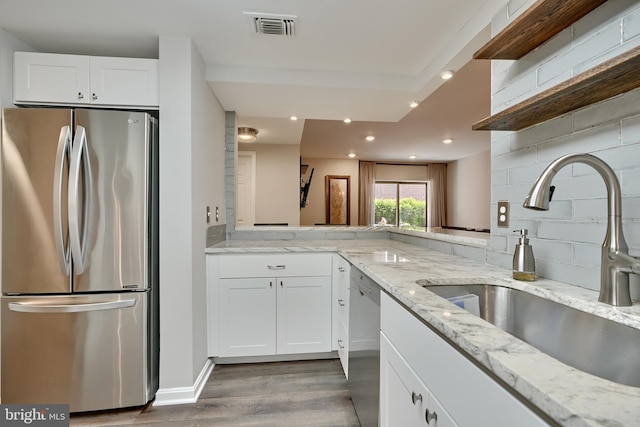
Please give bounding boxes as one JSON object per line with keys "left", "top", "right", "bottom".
{"left": 513, "top": 229, "right": 535, "bottom": 281}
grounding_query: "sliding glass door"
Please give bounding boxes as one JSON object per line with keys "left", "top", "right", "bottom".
{"left": 374, "top": 182, "right": 427, "bottom": 229}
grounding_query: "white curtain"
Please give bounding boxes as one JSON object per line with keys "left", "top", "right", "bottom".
{"left": 427, "top": 163, "right": 447, "bottom": 228}
{"left": 358, "top": 161, "right": 376, "bottom": 226}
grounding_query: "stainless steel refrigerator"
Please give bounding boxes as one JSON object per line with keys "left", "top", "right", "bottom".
{"left": 1, "top": 107, "right": 159, "bottom": 412}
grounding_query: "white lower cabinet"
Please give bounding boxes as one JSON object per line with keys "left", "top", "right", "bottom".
{"left": 332, "top": 255, "right": 351, "bottom": 377}
{"left": 209, "top": 253, "right": 333, "bottom": 358}
{"left": 381, "top": 292, "right": 548, "bottom": 427}
{"left": 381, "top": 333, "right": 457, "bottom": 427}
{"left": 218, "top": 276, "right": 331, "bottom": 357}
{"left": 218, "top": 278, "right": 277, "bottom": 357}
{"left": 277, "top": 276, "right": 332, "bottom": 355}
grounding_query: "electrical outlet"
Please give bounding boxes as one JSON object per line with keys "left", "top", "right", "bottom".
{"left": 497, "top": 201, "right": 509, "bottom": 228}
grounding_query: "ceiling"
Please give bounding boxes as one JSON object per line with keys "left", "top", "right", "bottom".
{"left": 0, "top": 0, "right": 503, "bottom": 162}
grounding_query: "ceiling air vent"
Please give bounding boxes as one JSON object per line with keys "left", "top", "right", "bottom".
{"left": 244, "top": 12, "right": 297, "bottom": 36}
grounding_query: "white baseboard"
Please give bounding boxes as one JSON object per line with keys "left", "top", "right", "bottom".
{"left": 213, "top": 351, "right": 338, "bottom": 365}
{"left": 153, "top": 358, "right": 215, "bottom": 406}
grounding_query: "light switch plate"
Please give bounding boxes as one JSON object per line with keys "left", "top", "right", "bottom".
{"left": 497, "top": 201, "right": 509, "bottom": 228}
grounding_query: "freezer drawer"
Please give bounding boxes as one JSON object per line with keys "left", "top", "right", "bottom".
{"left": 1, "top": 292, "right": 153, "bottom": 412}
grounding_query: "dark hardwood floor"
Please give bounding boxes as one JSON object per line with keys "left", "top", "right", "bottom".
{"left": 70, "top": 359, "right": 360, "bottom": 426}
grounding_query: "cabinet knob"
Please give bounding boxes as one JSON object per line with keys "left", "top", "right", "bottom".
{"left": 280, "top": 281, "right": 283, "bottom": 287}
{"left": 425, "top": 409, "right": 438, "bottom": 425}
{"left": 338, "top": 266, "right": 345, "bottom": 272}
{"left": 77, "top": 92, "right": 84, "bottom": 100}
{"left": 269, "top": 281, "right": 273, "bottom": 288}
{"left": 411, "top": 391, "right": 422, "bottom": 404}
{"left": 338, "top": 299, "right": 345, "bottom": 307}
{"left": 92, "top": 93, "right": 98, "bottom": 100}
{"left": 338, "top": 339, "right": 344, "bottom": 349}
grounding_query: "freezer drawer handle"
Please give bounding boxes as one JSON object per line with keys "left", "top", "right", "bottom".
{"left": 8, "top": 299, "right": 136, "bottom": 313}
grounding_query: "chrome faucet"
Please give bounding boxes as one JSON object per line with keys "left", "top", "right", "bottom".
{"left": 523, "top": 153, "right": 640, "bottom": 306}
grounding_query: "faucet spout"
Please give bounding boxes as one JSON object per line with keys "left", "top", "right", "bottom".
{"left": 523, "top": 153, "right": 636, "bottom": 306}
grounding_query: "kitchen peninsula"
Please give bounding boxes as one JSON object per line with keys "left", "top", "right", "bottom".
{"left": 207, "top": 230, "right": 640, "bottom": 427}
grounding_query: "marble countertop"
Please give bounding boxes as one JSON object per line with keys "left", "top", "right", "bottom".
{"left": 207, "top": 238, "right": 640, "bottom": 426}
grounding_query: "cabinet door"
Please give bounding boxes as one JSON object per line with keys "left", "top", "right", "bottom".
{"left": 89, "top": 57, "right": 159, "bottom": 107}
{"left": 218, "top": 278, "right": 276, "bottom": 357}
{"left": 14, "top": 52, "right": 90, "bottom": 104}
{"left": 277, "top": 276, "right": 332, "bottom": 354}
{"left": 381, "top": 333, "right": 458, "bottom": 427}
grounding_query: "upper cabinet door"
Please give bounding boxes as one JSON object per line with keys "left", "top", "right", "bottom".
{"left": 14, "top": 52, "right": 90, "bottom": 105}
{"left": 13, "top": 52, "right": 159, "bottom": 108}
{"left": 89, "top": 56, "right": 158, "bottom": 107}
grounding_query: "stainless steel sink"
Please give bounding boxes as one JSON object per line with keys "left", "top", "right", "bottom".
{"left": 423, "top": 284, "right": 640, "bottom": 387}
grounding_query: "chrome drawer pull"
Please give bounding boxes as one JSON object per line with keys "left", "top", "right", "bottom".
{"left": 267, "top": 264, "right": 286, "bottom": 270}
{"left": 425, "top": 409, "right": 438, "bottom": 424}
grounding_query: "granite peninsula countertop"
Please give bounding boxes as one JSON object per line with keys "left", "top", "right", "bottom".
{"left": 206, "top": 238, "right": 640, "bottom": 427}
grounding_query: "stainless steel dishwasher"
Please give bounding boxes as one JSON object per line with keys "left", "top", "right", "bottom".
{"left": 348, "top": 267, "right": 381, "bottom": 427}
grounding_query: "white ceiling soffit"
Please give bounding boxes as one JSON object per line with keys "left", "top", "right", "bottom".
{"left": 209, "top": 0, "right": 503, "bottom": 123}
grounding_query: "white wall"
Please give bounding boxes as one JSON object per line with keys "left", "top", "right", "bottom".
{"left": 375, "top": 164, "right": 428, "bottom": 181}
{"left": 300, "top": 158, "right": 359, "bottom": 226}
{"left": 0, "top": 29, "right": 34, "bottom": 108}
{"left": 239, "top": 143, "right": 299, "bottom": 226}
{"left": 447, "top": 150, "right": 490, "bottom": 229}
{"left": 158, "top": 36, "right": 225, "bottom": 395}
{"left": 487, "top": 1, "right": 640, "bottom": 293}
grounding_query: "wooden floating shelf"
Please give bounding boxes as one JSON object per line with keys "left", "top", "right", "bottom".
{"left": 474, "top": 0, "right": 607, "bottom": 60}
{"left": 473, "top": 45, "right": 640, "bottom": 131}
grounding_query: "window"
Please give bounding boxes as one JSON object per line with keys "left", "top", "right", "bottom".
{"left": 374, "top": 182, "right": 427, "bottom": 229}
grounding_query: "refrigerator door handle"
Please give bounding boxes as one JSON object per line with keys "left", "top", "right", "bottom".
{"left": 53, "top": 125, "right": 72, "bottom": 276}
{"left": 69, "top": 125, "right": 93, "bottom": 274}
{"left": 8, "top": 299, "right": 136, "bottom": 313}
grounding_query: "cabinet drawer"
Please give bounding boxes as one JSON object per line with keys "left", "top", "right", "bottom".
{"left": 381, "top": 293, "right": 546, "bottom": 427}
{"left": 337, "top": 321, "right": 349, "bottom": 378}
{"left": 337, "top": 282, "right": 349, "bottom": 328}
{"left": 218, "top": 253, "right": 332, "bottom": 278}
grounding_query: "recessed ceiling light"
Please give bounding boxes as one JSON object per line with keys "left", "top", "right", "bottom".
{"left": 409, "top": 101, "right": 419, "bottom": 108}
{"left": 348, "top": 153, "right": 356, "bottom": 158}
{"left": 365, "top": 135, "right": 375, "bottom": 142}
{"left": 344, "top": 118, "right": 352, "bottom": 124}
{"left": 442, "top": 138, "right": 453, "bottom": 144}
{"left": 441, "top": 70, "right": 454, "bottom": 80}
{"left": 290, "top": 115, "right": 298, "bottom": 121}
{"left": 409, "top": 155, "right": 417, "bottom": 160}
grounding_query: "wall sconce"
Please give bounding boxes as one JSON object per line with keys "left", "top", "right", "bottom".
{"left": 238, "top": 127, "right": 258, "bottom": 142}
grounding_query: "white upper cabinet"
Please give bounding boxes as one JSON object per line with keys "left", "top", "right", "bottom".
{"left": 14, "top": 52, "right": 158, "bottom": 108}
{"left": 14, "top": 53, "right": 89, "bottom": 105}
{"left": 89, "top": 56, "right": 158, "bottom": 107}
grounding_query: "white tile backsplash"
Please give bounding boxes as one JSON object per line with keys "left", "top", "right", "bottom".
{"left": 623, "top": 7, "right": 640, "bottom": 40}
{"left": 488, "top": 2, "right": 640, "bottom": 291}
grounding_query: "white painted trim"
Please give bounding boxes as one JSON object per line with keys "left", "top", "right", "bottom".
{"left": 213, "top": 351, "right": 337, "bottom": 365}
{"left": 153, "top": 358, "right": 215, "bottom": 406}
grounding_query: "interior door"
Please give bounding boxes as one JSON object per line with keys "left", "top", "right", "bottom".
{"left": 1, "top": 108, "right": 73, "bottom": 294}
{"left": 236, "top": 151, "right": 256, "bottom": 227}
